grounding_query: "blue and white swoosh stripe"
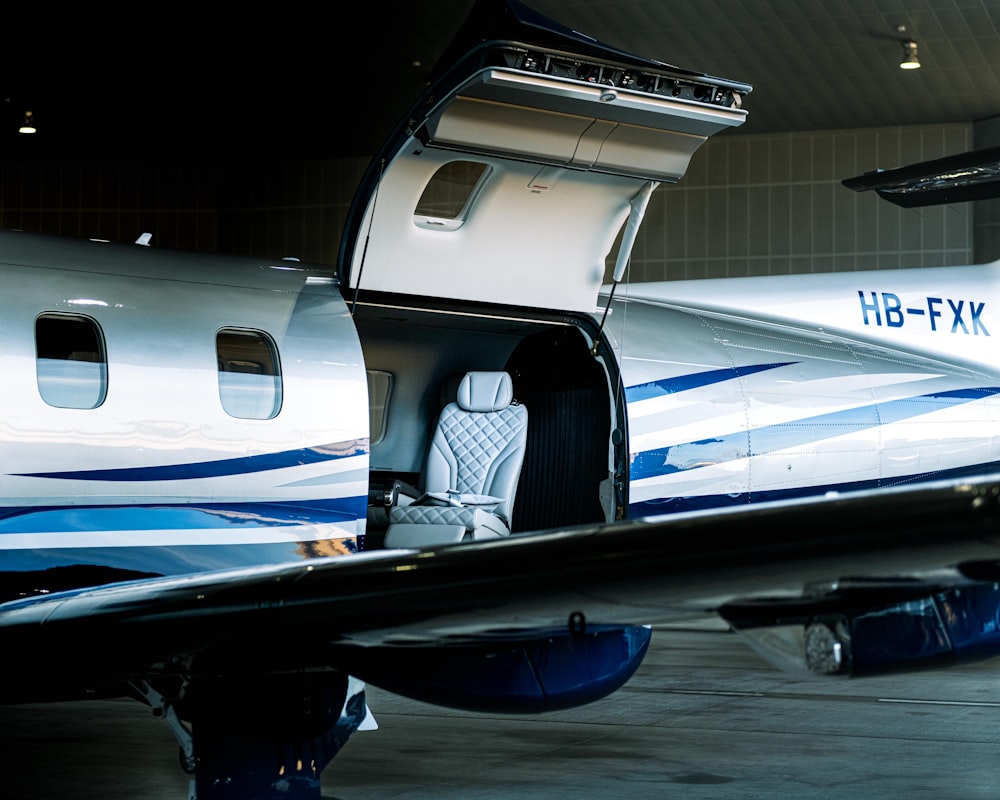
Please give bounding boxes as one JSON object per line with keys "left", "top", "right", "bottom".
{"left": 630, "top": 386, "right": 1000, "bottom": 482}
{"left": 0, "top": 498, "right": 366, "bottom": 549}
{"left": 14, "top": 440, "right": 368, "bottom": 481}
{"left": 625, "top": 361, "right": 1000, "bottom": 515}
{"left": 3, "top": 440, "right": 369, "bottom": 549}
{"left": 624, "top": 363, "right": 793, "bottom": 403}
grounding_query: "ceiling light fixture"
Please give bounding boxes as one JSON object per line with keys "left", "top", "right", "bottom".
{"left": 19, "top": 110, "right": 36, "bottom": 134}
{"left": 899, "top": 39, "right": 921, "bottom": 70}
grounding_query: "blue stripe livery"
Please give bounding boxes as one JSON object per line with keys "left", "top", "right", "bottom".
{"left": 625, "top": 363, "right": 795, "bottom": 403}
{"left": 630, "top": 459, "right": 1000, "bottom": 517}
{"left": 0, "top": 497, "right": 368, "bottom": 534}
{"left": 14, "top": 440, "right": 368, "bottom": 482}
{"left": 630, "top": 382, "right": 1000, "bottom": 482}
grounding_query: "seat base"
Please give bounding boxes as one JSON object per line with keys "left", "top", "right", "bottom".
{"left": 383, "top": 521, "right": 508, "bottom": 548}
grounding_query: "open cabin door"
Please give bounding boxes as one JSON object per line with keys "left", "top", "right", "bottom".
{"left": 340, "top": 1, "right": 753, "bottom": 542}
{"left": 342, "top": 3, "right": 749, "bottom": 314}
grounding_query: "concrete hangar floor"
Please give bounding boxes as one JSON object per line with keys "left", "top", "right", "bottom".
{"left": 1, "top": 621, "right": 997, "bottom": 799}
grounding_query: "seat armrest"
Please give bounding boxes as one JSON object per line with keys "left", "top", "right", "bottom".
{"left": 389, "top": 480, "right": 422, "bottom": 507}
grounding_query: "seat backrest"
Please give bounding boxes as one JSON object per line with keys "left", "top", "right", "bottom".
{"left": 424, "top": 371, "right": 528, "bottom": 523}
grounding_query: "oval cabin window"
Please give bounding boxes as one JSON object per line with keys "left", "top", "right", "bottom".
{"left": 216, "top": 328, "right": 282, "bottom": 420}
{"left": 35, "top": 313, "right": 108, "bottom": 409}
{"left": 413, "top": 160, "right": 491, "bottom": 231}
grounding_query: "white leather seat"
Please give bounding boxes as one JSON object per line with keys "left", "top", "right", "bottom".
{"left": 383, "top": 371, "right": 528, "bottom": 547}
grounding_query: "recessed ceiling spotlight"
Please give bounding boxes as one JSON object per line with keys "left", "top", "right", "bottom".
{"left": 19, "top": 110, "right": 36, "bottom": 134}
{"left": 899, "top": 39, "right": 921, "bottom": 70}
{"left": 895, "top": 25, "right": 922, "bottom": 70}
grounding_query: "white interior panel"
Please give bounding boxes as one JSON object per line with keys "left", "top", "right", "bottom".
{"left": 426, "top": 98, "right": 597, "bottom": 164}
{"left": 351, "top": 146, "right": 638, "bottom": 312}
{"left": 350, "top": 64, "right": 746, "bottom": 313}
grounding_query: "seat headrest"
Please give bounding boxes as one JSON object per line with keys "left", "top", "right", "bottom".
{"left": 457, "top": 371, "right": 513, "bottom": 412}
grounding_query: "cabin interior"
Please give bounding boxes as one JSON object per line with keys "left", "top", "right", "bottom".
{"left": 338, "top": 42, "right": 740, "bottom": 548}
{"left": 352, "top": 297, "right": 622, "bottom": 547}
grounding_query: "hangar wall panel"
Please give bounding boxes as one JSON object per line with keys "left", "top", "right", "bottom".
{"left": 0, "top": 124, "right": 983, "bottom": 278}
{"left": 618, "top": 123, "right": 976, "bottom": 282}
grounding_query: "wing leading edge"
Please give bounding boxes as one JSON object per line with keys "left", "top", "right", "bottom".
{"left": 5, "top": 472, "right": 1000, "bottom": 693}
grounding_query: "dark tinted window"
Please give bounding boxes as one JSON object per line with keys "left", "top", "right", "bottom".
{"left": 35, "top": 313, "right": 108, "bottom": 409}
{"left": 414, "top": 161, "right": 491, "bottom": 230}
{"left": 217, "top": 328, "right": 282, "bottom": 419}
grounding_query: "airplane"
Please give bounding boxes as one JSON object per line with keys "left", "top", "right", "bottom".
{"left": 3, "top": 1, "right": 1000, "bottom": 798}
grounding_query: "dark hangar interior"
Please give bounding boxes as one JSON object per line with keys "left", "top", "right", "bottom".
{"left": 3, "top": 0, "right": 999, "bottom": 268}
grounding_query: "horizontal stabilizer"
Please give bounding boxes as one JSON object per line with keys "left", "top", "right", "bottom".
{"left": 842, "top": 146, "right": 1000, "bottom": 207}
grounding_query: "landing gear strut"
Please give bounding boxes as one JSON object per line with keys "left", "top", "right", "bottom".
{"left": 135, "top": 670, "right": 367, "bottom": 800}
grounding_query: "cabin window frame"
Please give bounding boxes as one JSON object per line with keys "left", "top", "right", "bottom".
{"left": 413, "top": 160, "right": 492, "bottom": 231}
{"left": 34, "top": 312, "right": 109, "bottom": 410}
{"left": 216, "top": 327, "right": 283, "bottom": 420}
{"left": 366, "top": 370, "right": 393, "bottom": 445}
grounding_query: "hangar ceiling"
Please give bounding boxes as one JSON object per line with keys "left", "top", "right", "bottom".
{"left": 3, "top": 0, "right": 1000, "bottom": 165}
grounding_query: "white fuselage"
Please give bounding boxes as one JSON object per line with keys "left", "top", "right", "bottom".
{"left": 1, "top": 233, "right": 369, "bottom": 578}
{"left": 3, "top": 230, "right": 999, "bottom": 586}
{"left": 607, "top": 264, "right": 1000, "bottom": 515}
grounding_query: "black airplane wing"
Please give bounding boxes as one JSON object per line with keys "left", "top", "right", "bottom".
{"left": 3, "top": 474, "right": 1000, "bottom": 798}
{"left": 8, "top": 472, "right": 1000, "bottom": 690}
